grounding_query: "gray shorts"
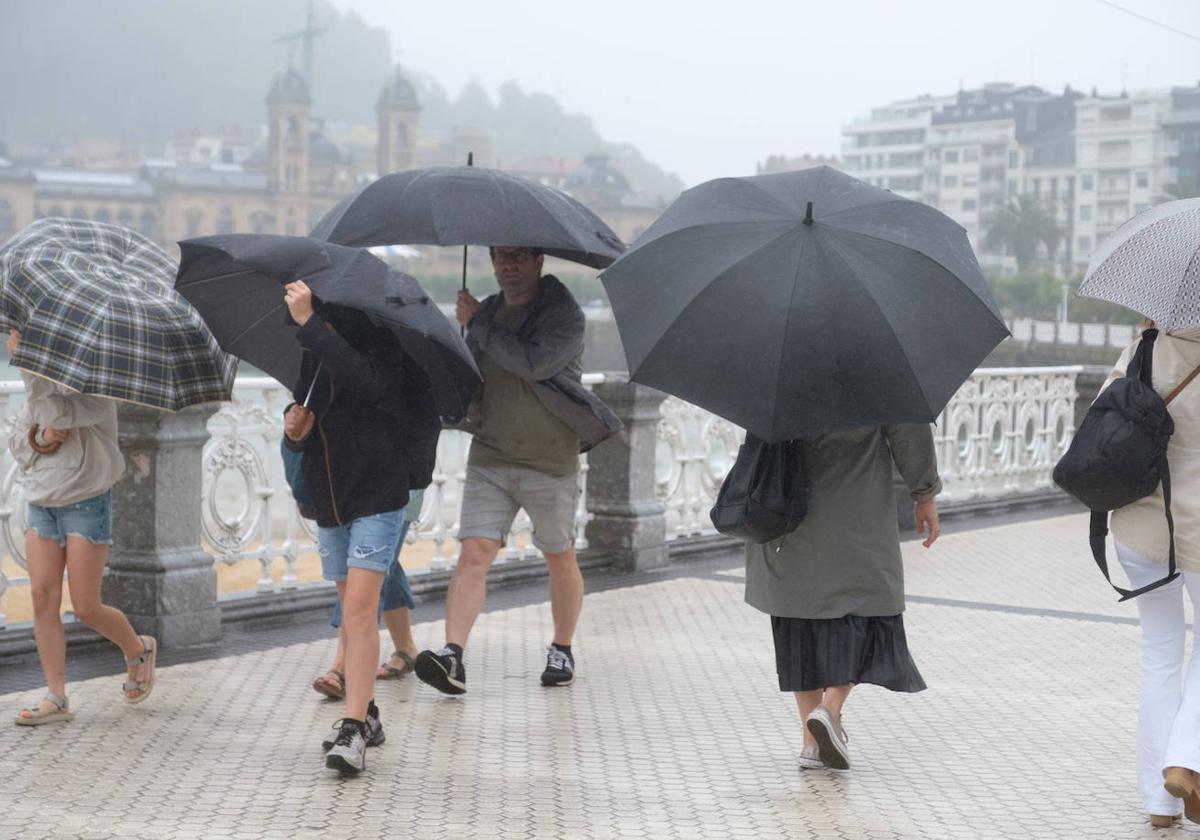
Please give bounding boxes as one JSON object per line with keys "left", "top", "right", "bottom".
{"left": 458, "top": 464, "right": 580, "bottom": 554}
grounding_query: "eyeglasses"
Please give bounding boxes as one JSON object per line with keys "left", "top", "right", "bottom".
{"left": 491, "top": 248, "right": 538, "bottom": 265}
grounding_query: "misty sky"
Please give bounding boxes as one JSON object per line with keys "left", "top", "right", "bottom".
{"left": 330, "top": 0, "right": 1200, "bottom": 185}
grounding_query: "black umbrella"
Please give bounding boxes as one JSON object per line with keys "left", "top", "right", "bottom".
{"left": 600, "top": 166, "right": 1010, "bottom": 442}
{"left": 175, "top": 234, "right": 481, "bottom": 420}
{"left": 309, "top": 165, "right": 625, "bottom": 269}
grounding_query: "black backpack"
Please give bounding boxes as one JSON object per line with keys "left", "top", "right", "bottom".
{"left": 1053, "top": 329, "right": 1200, "bottom": 600}
{"left": 709, "top": 434, "right": 807, "bottom": 544}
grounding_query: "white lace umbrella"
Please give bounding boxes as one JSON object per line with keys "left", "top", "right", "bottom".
{"left": 1079, "top": 198, "right": 1200, "bottom": 331}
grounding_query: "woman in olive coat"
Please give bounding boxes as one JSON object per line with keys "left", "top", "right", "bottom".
{"left": 745, "top": 423, "right": 942, "bottom": 770}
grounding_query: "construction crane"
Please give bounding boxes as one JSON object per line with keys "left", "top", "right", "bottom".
{"left": 275, "top": 0, "right": 327, "bottom": 92}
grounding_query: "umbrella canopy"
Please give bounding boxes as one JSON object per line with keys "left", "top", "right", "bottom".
{"left": 1078, "top": 197, "right": 1200, "bottom": 332}
{"left": 0, "top": 217, "right": 235, "bottom": 411}
{"left": 601, "top": 167, "right": 1009, "bottom": 442}
{"left": 175, "top": 234, "right": 481, "bottom": 420}
{"left": 309, "top": 166, "right": 625, "bottom": 268}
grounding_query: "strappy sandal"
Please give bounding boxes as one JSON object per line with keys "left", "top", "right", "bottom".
{"left": 377, "top": 651, "right": 416, "bottom": 681}
{"left": 14, "top": 691, "right": 74, "bottom": 726}
{"left": 312, "top": 669, "right": 345, "bottom": 700}
{"left": 123, "top": 635, "right": 157, "bottom": 704}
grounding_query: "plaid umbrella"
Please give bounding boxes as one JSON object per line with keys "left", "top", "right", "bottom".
{"left": 0, "top": 218, "right": 236, "bottom": 411}
{"left": 1078, "top": 198, "right": 1200, "bottom": 331}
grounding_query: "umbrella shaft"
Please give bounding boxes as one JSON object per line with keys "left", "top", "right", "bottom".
{"left": 302, "top": 363, "right": 322, "bottom": 408}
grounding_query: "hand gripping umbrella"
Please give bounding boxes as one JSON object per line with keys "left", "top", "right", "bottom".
{"left": 600, "top": 166, "right": 1010, "bottom": 442}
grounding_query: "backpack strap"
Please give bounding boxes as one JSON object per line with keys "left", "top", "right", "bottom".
{"left": 1127, "top": 328, "right": 1159, "bottom": 386}
{"left": 1088, "top": 456, "right": 1180, "bottom": 601}
{"left": 1165, "top": 363, "right": 1200, "bottom": 406}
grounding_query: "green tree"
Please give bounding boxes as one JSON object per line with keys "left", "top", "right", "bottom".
{"left": 984, "top": 195, "right": 1063, "bottom": 272}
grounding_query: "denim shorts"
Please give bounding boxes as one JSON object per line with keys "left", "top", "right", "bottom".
{"left": 317, "top": 509, "right": 406, "bottom": 581}
{"left": 329, "top": 518, "right": 413, "bottom": 628}
{"left": 26, "top": 491, "right": 113, "bottom": 547}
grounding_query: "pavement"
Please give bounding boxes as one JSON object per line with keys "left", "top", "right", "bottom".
{"left": 0, "top": 512, "right": 1193, "bottom": 839}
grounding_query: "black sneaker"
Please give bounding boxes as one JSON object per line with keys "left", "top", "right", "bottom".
{"left": 322, "top": 705, "right": 385, "bottom": 752}
{"left": 415, "top": 647, "right": 467, "bottom": 695}
{"left": 324, "top": 719, "right": 368, "bottom": 774}
{"left": 541, "top": 645, "right": 575, "bottom": 687}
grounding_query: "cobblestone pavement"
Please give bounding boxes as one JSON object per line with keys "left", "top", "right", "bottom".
{"left": 0, "top": 513, "right": 1193, "bottom": 839}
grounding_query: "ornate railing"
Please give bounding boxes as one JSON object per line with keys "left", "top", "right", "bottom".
{"left": 0, "top": 366, "right": 1082, "bottom": 628}
{"left": 652, "top": 366, "right": 1083, "bottom": 539}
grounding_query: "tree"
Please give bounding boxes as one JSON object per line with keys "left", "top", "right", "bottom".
{"left": 984, "top": 195, "right": 1063, "bottom": 272}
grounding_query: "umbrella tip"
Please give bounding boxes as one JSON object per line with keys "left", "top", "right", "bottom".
{"left": 803, "top": 201, "right": 814, "bottom": 226}
{"left": 467, "top": 151, "right": 474, "bottom": 167}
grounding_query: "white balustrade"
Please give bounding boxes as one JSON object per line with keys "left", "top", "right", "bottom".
{"left": 0, "top": 374, "right": 604, "bottom": 628}
{"left": 1007, "top": 318, "right": 1137, "bottom": 349}
{"left": 652, "top": 366, "right": 1084, "bottom": 541}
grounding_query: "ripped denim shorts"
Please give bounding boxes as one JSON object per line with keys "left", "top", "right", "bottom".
{"left": 316, "top": 509, "right": 406, "bottom": 581}
{"left": 26, "top": 490, "right": 113, "bottom": 547}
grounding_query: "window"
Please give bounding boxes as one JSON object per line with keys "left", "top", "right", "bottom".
{"left": 93, "top": 207, "right": 111, "bottom": 224}
{"left": 216, "top": 207, "right": 234, "bottom": 235}
{"left": 0, "top": 199, "right": 13, "bottom": 235}
{"left": 1081, "top": 174, "right": 1094, "bottom": 191}
{"left": 1135, "top": 171, "right": 1149, "bottom": 189}
{"left": 184, "top": 208, "right": 202, "bottom": 238}
{"left": 250, "top": 211, "right": 276, "bottom": 235}
{"left": 71, "top": 206, "right": 88, "bottom": 220}
{"left": 47, "top": 205, "right": 65, "bottom": 218}
{"left": 287, "top": 116, "right": 300, "bottom": 141}
{"left": 944, "top": 150, "right": 959, "bottom": 164}
{"left": 943, "top": 175, "right": 958, "bottom": 188}
{"left": 139, "top": 210, "right": 158, "bottom": 241}
{"left": 1079, "top": 205, "right": 1093, "bottom": 222}
{"left": 1008, "top": 150, "right": 1019, "bottom": 167}
{"left": 963, "top": 174, "right": 978, "bottom": 187}
{"left": 962, "top": 199, "right": 977, "bottom": 211}
{"left": 964, "top": 148, "right": 979, "bottom": 163}
{"left": 117, "top": 208, "right": 133, "bottom": 228}
{"left": 1078, "top": 236, "right": 1092, "bottom": 254}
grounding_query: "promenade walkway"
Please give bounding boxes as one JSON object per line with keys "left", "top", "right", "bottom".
{"left": 0, "top": 512, "right": 1187, "bottom": 839}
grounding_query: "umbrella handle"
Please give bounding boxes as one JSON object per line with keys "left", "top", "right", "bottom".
{"left": 302, "top": 363, "right": 322, "bottom": 409}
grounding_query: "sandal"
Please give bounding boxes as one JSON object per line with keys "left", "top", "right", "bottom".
{"left": 14, "top": 691, "right": 75, "bottom": 726}
{"left": 123, "top": 635, "right": 157, "bottom": 704}
{"left": 312, "top": 669, "right": 345, "bottom": 700}
{"left": 377, "top": 651, "right": 416, "bottom": 681}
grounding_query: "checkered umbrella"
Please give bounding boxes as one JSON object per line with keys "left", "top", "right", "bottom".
{"left": 0, "top": 218, "right": 236, "bottom": 411}
{"left": 1079, "top": 198, "right": 1200, "bottom": 331}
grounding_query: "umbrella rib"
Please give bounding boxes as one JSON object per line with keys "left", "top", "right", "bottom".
{"left": 223, "top": 303, "right": 292, "bottom": 349}
{"left": 176, "top": 267, "right": 263, "bottom": 286}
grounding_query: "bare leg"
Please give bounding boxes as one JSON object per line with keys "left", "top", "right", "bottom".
{"left": 822, "top": 684, "right": 853, "bottom": 720}
{"left": 22, "top": 533, "right": 67, "bottom": 718}
{"left": 381, "top": 607, "right": 417, "bottom": 670}
{"left": 444, "top": 538, "right": 502, "bottom": 648}
{"left": 332, "top": 622, "right": 347, "bottom": 673}
{"left": 64, "top": 537, "right": 144, "bottom": 698}
{"left": 544, "top": 546, "right": 583, "bottom": 646}
{"left": 793, "top": 689, "right": 824, "bottom": 747}
{"left": 339, "top": 568, "right": 385, "bottom": 721}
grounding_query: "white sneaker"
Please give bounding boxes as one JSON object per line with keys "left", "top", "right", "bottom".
{"left": 798, "top": 742, "right": 822, "bottom": 770}
{"left": 806, "top": 705, "right": 850, "bottom": 770}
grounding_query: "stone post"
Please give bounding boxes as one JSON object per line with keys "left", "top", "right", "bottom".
{"left": 585, "top": 375, "right": 669, "bottom": 571}
{"left": 102, "top": 404, "right": 220, "bottom": 647}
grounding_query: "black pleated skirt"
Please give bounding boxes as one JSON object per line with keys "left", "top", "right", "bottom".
{"left": 771, "top": 614, "right": 927, "bottom": 693}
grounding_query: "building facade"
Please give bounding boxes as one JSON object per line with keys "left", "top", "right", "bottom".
{"left": 840, "top": 94, "right": 956, "bottom": 201}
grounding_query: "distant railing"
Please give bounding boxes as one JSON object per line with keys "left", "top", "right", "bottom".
{"left": 1007, "top": 318, "right": 1136, "bottom": 349}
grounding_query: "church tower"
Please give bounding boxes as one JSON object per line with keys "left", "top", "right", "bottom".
{"left": 376, "top": 66, "right": 420, "bottom": 175}
{"left": 267, "top": 67, "right": 312, "bottom": 193}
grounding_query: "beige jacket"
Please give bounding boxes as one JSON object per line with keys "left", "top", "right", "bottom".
{"left": 8, "top": 372, "right": 125, "bottom": 507}
{"left": 1103, "top": 329, "right": 1200, "bottom": 571}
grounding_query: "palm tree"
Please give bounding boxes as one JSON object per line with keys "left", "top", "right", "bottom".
{"left": 984, "top": 195, "right": 1062, "bottom": 272}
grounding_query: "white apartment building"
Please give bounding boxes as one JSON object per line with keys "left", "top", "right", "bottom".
{"left": 1072, "top": 91, "right": 1172, "bottom": 268}
{"left": 840, "top": 94, "right": 955, "bottom": 201}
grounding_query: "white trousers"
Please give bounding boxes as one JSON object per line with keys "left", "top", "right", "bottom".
{"left": 1118, "top": 541, "right": 1200, "bottom": 815}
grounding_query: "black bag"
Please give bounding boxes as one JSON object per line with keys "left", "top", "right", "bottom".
{"left": 1052, "top": 329, "right": 1200, "bottom": 600}
{"left": 709, "top": 433, "right": 807, "bottom": 543}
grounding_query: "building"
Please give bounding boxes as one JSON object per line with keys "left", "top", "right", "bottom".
{"left": 1071, "top": 90, "right": 1173, "bottom": 268}
{"left": 841, "top": 94, "right": 955, "bottom": 201}
{"left": 755, "top": 154, "right": 839, "bottom": 175}
{"left": 1164, "top": 83, "right": 1200, "bottom": 200}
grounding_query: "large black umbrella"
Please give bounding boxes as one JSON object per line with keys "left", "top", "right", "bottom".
{"left": 175, "top": 234, "right": 481, "bottom": 420}
{"left": 309, "top": 165, "right": 625, "bottom": 269}
{"left": 0, "top": 218, "right": 235, "bottom": 411}
{"left": 600, "top": 166, "right": 1010, "bottom": 442}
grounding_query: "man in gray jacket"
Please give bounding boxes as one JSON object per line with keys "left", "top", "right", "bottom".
{"left": 415, "top": 246, "right": 621, "bottom": 695}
